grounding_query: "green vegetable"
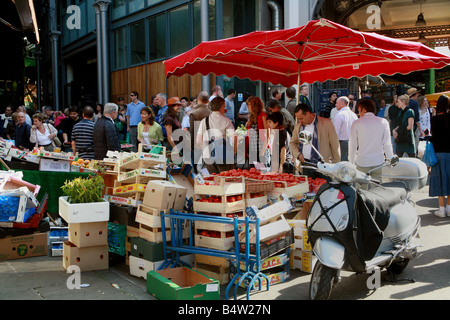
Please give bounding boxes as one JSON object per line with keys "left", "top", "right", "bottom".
{"left": 61, "top": 168, "right": 105, "bottom": 204}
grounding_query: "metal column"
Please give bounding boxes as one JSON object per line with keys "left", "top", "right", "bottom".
{"left": 93, "top": 2, "right": 103, "bottom": 104}
{"left": 200, "top": 0, "right": 210, "bottom": 93}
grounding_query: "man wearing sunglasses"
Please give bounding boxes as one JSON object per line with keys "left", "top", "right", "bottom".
{"left": 126, "top": 91, "right": 145, "bottom": 151}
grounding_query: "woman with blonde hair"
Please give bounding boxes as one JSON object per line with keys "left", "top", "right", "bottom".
{"left": 393, "top": 94, "right": 415, "bottom": 157}
{"left": 30, "top": 113, "right": 58, "bottom": 151}
{"left": 418, "top": 95, "right": 435, "bottom": 138}
{"left": 245, "top": 96, "right": 267, "bottom": 164}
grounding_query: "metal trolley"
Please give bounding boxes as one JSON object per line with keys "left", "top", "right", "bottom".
{"left": 158, "top": 209, "right": 269, "bottom": 300}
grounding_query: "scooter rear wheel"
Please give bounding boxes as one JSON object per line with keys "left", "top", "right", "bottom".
{"left": 309, "top": 262, "right": 338, "bottom": 300}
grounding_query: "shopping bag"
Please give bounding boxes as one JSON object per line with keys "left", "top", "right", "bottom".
{"left": 422, "top": 139, "right": 437, "bottom": 167}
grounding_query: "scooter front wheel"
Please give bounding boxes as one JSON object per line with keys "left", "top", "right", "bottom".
{"left": 309, "top": 262, "right": 338, "bottom": 300}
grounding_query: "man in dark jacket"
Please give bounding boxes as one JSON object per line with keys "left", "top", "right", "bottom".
{"left": 93, "top": 103, "right": 121, "bottom": 160}
{"left": 15, "top": 111, "right": 33, "bottom": 150}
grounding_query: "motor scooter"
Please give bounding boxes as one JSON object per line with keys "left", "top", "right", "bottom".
{"left": 298, "top": 131, "right": 421, "bottom": 300}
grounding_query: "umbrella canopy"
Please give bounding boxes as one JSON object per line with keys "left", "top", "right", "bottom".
{"left": 164, "top": 19, "right": 450, "bottom": 88}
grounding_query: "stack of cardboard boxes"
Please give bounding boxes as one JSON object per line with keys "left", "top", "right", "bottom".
{"left": 288, "top": 219, "right": 318, "bottom": 273}
{"left": 113, "top": 144, "right": 167, "bottom": 201}
{"left": 230, "top": 196, "right": 294, "bottom": 287}
{"left": 129, "top": 179, "right": 191, "bottom": 280}
{"left": 59, "top": 198, "right": 110, "bottom": 272}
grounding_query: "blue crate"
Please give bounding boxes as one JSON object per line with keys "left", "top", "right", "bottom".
{"left": 0, "top": 196, "right": 20, "bottom": 222}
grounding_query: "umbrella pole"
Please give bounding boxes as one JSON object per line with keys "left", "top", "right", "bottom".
{"left": 296, "top": 63, "right": 301, "bottom": 105}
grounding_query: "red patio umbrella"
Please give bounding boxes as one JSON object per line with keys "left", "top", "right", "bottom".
{"left": 164, "top": 19, "right": 450, "bottom": 90}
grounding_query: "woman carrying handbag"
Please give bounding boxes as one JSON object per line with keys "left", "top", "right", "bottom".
{"left": 30, "top": 113, "right": 59, "bottom": 152}
{"left": 428, "top": 94, "right": 450, "bottom": 218}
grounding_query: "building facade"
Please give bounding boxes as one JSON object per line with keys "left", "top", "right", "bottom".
{"left": 35, "top": 0, "right": 449, "bottom": 113}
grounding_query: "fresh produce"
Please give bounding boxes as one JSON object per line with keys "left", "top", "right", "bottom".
{"left": 211, "top": 168, "right": 308, "bottom": 187}
{"left": 198, "top": 230, "right": 234, "bottom": 238}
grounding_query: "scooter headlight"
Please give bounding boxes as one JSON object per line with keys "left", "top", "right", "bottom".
{"left": 336, "top": 163, "right": 357, "bottom": 183}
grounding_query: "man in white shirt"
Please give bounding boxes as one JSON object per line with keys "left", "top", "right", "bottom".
{"left": 209, "top": 85, "right": 223, "bottom": 102}
{"left": 197, "top": 97, "right": 236, "bottom": 174}
{"left": 333, "top": 96, "right": 358, "bottom": 161}
{"left": 349, "top": 99, "right": 394, "bottom": 182}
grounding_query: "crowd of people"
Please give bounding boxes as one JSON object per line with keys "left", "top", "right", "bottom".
{"left": 1, "top": 85, "right": 449, "bottom": 216}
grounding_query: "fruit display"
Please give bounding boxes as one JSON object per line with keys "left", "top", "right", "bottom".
{"left": 71, "top": 158, "right": 92, "bottom": 168}
{"left": 210, "top": 168, "right": 308, "bottom": 187}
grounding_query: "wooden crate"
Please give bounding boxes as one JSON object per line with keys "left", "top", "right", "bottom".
{"left": 193, "top": 211, "right": 243, "bottom": 232}
{"left": 245, "top": 192, "right": 267, "bottom": 209}
{"left": 194, "top": 176, "right": 245, "bottom": 196}
{"left": 267, "top": 176, "right": 309, "bottom": 200}
{"left": 113, "top": 180, "right": 146, "bottom": 200}
{"left": 135, "top": 204, "right": 170, "bottom": 229}
{"left": 118, "top": 144, "right": 166, "bottom": 169}
{"left": 194, "top": 229, "right": 235, "bottom": 251}
{"left": 193, "top": 194, "right": 245, "bottom": 213}
{"left": 118, "top": 168, "right": 166, "bottom": 183}
{"left": 194, "top": 262, "right": 230, "bottom": 284}
{"left": 139, "top": 223, "right": 189, "bottom": 243}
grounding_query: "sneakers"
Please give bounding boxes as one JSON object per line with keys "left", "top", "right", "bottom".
{"left": 433, "top": 209, "right": 447, "bottom": 218}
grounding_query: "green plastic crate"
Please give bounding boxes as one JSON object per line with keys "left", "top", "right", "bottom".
{"left": 107, "top": 222, "right": 127, "bottom": 256}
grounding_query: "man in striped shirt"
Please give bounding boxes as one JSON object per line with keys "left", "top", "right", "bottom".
{"left": 71, "top": 106, "right": 95, "bottom": 160}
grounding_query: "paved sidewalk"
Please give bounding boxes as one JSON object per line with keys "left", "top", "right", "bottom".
{"left": 0, "top": 185, "right": 449, "bottom": 301}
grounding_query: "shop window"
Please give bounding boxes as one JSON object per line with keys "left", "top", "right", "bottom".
{"left": 130, "top": 20, "right": 146, "bottom": 65}
{"left": 148, "top": 13, "right": 166, "bottom": 61}
{"left": 112, "top": 0, "right": 127, "bottom": 20}
{"left": 114, "top": 27, "right": 127, "bottom": 69}
{"left": 193, "top": 0, "right": 216, "bottom": 47}
{"left": 169, "top": 5, "right": 190, "bottom": 56}
{"left": 129, "top": 0, "right": 145, "bottom": 14}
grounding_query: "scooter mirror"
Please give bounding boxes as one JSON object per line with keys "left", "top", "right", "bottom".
{"left": 389, "top": 155, "right": 399, "bottom": 167}
{"left": 299, "top": 131, "right": 313, "bottom": 145}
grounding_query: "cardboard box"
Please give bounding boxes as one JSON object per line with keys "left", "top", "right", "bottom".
{"left": 129, "top": 255, "right": 194, "bottom": 279}
{"left": 0, "top": 232, "right": 48, "bottom": 261}
{"left": 103, "top": 194, "right": 142, "bottom": 208}
{"left": 0, "top": 186, "right": 39, "bottom": 210}
{"left": 113, "top": 183, "right": 146, "bottom": 195}
{"left": 39, "top": 158, "right": 71, "bottom": 172}
{"left": 147, "top": 267, "right": 220, "bottom": 300}
{"left": 291, "top": 249, "right": 318, "bottom": 273}
{"left": 59, "top": 196, "right": 109, "bottom": 223}
{"left": 143, "top": 180, "right": 177, "bottom": 211}
{"left": 39, "top": 148, "right": 78, "bottom": 161}
{"left": 68, "top": 221, "right": 108, "bottom": 248}
{"left": 63, "top": 241, "right": 109, "bottom": 272}
{"left": 8, "top": 148, "right": 40, "bottom": 163}
{"left": 172, "top": 184, "right": 187, "bottom": 211}
{"left": 130, "top": 236, "right": 164, "bottom": 262}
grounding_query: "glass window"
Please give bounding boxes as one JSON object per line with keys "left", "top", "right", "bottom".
{"left": 148, "top": 0, "right": 164, "bottom": 6}
{"left": 130, "top": 21, "right": 146, "bottom": 65}
{"left": 112, "top": 0, "right": 127, "bottom": 20}
{"left": 148, "top": 13, "right": 166, "bottom": 61}
{"left": 114, "top": 27, "right": 127, "bottom": 69}
{"left": 193, "top": 0, "right": 216, "bottom": 47}
{"left": 87, "top": 0, "right": 96, "bottom": 33}
{"left": 129, "top": 0, "right": 145, "bottom": 14}
{"left": 169, "top": 5, "right": 189, "bottom": 56}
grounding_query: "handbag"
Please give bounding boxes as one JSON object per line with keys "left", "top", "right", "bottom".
{"left": 46, "top": 124, "right": 62, "bottom": 147}
{"left": 394, "top": 125, "right": 411, "bottom": 144}
{"left": 422, "top": 138, "right": 437, "bottom": 167}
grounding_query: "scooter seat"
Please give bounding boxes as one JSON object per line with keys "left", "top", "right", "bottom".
{"left": 357, "top": 182, "right": 407, "bottom": 232}
{"left": 372, "top": 182, "right": 408, "bottom": 208}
